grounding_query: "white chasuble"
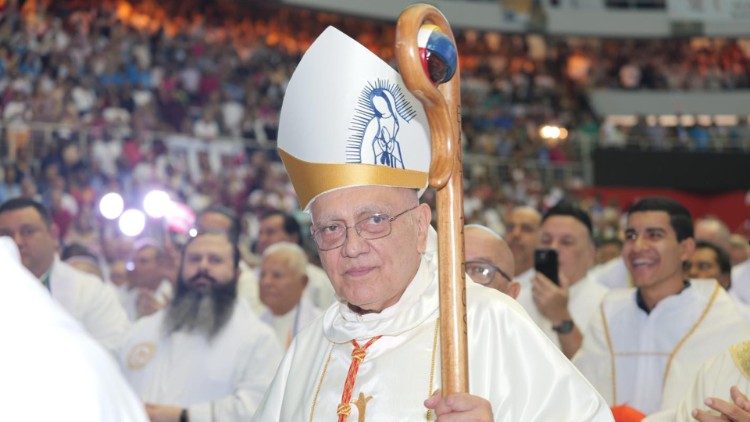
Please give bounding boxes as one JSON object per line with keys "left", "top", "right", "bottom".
{"left": 646, "top": 341, "right": 750, "bottom": 421}
{"left": 574, "top": 280, "right": 750, "bottom": 415}
{"left": 254, "top": 228, "right": 612, "bottom": 421}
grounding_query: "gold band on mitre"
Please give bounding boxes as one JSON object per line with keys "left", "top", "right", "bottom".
{"left": 279, "top": 149, "right": 428, "bottom": 210}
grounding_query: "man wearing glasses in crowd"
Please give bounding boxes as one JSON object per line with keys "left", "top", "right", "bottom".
{"left": 464, "top": 224, "right": 520, "bottom": 300}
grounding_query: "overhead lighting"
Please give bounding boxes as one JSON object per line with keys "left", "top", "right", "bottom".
{"left": 118, "top": 209, "right": 146, "bottom": 237}
{"left": 99, "top": 192, "right": 124, "bottom": 220}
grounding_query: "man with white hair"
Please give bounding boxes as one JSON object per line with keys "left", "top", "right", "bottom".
{"left": 464, "top": 224, "right": 520, "bottom": 299}
{"left": 119, "top": 232, "right": 282, "bottom": 422}
{"left": 259, "top": 242, "right": 322, "bottom": 348}
{"left": 253, "top": 27, "right": 610, "bottom": 421}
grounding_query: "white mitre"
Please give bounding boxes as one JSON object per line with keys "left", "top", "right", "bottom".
{"left": 277, "top": 26, "right": 431, "bottom": 210}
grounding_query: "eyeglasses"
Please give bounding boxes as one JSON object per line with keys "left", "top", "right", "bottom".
{"left": 465, "top": 261, "right": 513, "bottom": 286}
{"left": 311, "top": 205, "right": 420, "bottom": 251}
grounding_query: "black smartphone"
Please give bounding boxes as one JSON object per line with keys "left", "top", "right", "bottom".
{"left": 534, "top": 249, "right": 559, "bottom": 285}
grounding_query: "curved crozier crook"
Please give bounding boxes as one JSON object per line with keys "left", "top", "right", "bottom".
{"left": 395, "top": 5, "right": 460, "bottom": 190}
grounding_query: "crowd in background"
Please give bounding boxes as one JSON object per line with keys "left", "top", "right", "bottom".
{"left": 0, "top": 0, "right": 749, "bottom": 261}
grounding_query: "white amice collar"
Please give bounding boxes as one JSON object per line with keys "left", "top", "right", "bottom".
{"left": 322, "top": 226, "right": 439, "bottom": 343}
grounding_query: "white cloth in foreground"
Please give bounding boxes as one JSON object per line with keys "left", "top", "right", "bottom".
{"left": 574, "top": 280, "right": 750, "bottom": 415}
{"left": 49, "top": 255, "right": 131, "bottom": 351}
{"left": 0, "top": 237, "right": 147, "bottom": 422}
{"left": 260, "top": 295, "right": 323, "bottom": 349}
{"left": 254, "top": 229, "right": 612, "bottom": 421}
{"left": 515, "top": 268, "right": 608, "bottom": 348}
{"left": 645, "top": 341, "right": 750, "bottom": 422}
{"left": 119, "top": 299, "right": 283, "bottom": 422}
{"left": 732, "top": 258, "right": 750, "bottom": 305}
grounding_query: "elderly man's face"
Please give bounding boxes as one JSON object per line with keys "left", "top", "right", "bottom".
{"left": 311, "top": 186, "right": 431, "bottom": 313}
{"left": 260, "top": 252, "right": 307, "bottom": 316}
{"left": 464, "top": 227, "right": 520, "bottom": 299}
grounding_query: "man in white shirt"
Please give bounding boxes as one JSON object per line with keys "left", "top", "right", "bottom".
{"left": 259, "top": 242, "right": 322, "bottom": 348}
{"left": 119, "top": 231, "right": 282, "bottom": 422}
{"left": 0, "top": 198, "right": 130, "bottom": 352}
{"left": 533, "top": 202, "right": 609, "bottom": 358}
{"left": 574, "top": 197, "right": 750, "bottom": 416}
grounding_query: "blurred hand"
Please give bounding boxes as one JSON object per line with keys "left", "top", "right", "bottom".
{"left": 532, "top": 273, "right": 570, "bottom": 324}
{"left": 693, "top": 386, "right": 750, "bottom": 421}
{"left": 424, "top": 390, "right": 493, "bottom": 422}
{"left": 144, "top": 403, "right": 182, "bottom": 422}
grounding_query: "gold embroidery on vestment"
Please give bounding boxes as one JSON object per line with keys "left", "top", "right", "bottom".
{"left": 730, "top": 341, "right": 750, "bottom": 381}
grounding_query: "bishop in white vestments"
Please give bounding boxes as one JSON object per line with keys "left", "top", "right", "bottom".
{"left": 253, "top": 27, "right": 611, "bottom": 421}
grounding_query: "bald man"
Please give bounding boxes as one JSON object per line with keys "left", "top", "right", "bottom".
{"left": 694, "top": 217, "right": 731, "bottom": 254}
{"left": 464, "top": 224, "right": 520, "bottom": 299}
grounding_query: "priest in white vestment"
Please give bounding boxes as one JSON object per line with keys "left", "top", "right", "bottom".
{"left": 253, "top": 27, "right": 612, "bottom": 421}
{"left": 573, "top": 197, "right": 750, "bottom": 416}
{"left": 530, "top": 202, "right": 609, "bottom": 358}
{"left": 464, "top": 224, "right": 520, "bottom": 299}
{"left": 259, "top": 242, "right": 323, "bottom": 348}
{"left": 119, "top": 232, "right": 282, "bottom": 422}
{"left": 645, "top": 341, "right": 750, "bottom": 421}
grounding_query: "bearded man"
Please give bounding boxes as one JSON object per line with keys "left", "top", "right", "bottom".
{"left": 118, "top": 232, "right": 282, "bottom": 422}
